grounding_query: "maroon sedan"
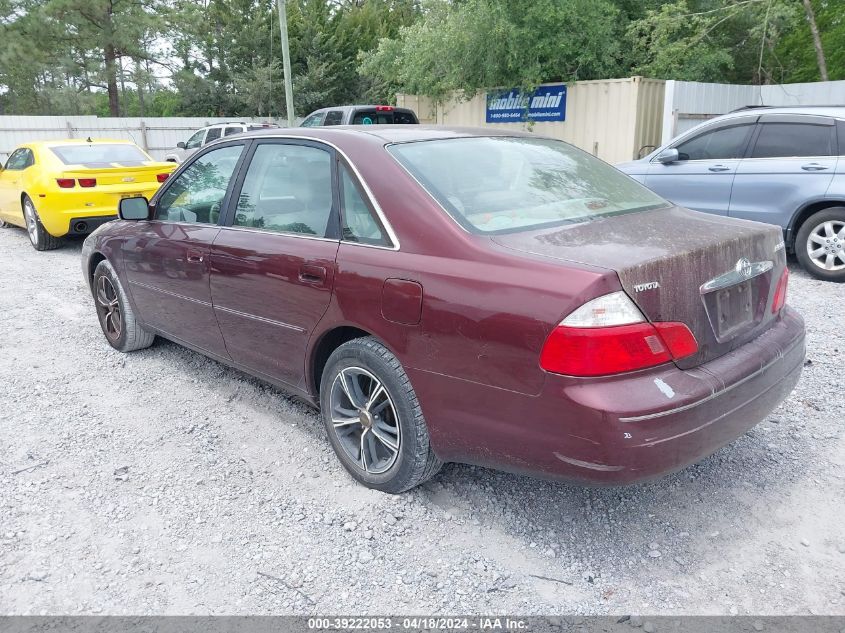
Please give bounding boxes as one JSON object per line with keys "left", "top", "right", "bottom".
{"left": 81, "top": 127, "right": 805, "bottom": 493}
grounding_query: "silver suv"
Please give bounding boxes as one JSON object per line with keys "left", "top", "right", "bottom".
{"left": 617, "top": 106, "right": 845, "bottom": 281}
{"left": 166, "top": 122, "right": 278, "bottom": 163}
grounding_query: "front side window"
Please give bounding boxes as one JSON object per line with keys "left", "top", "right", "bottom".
{"left": 673, "top": 123, "right": 754, "bottom": 161}
{"left": 5, "top": 148, "right": 33, "bottom": 170}
{"left": 155, "top": 145, "right": 244, "bottom": 223}
{"left": 751, "top": 122, "right": 835, "bottom": 158}
{"left": 300, "top": 113, "right": 325, "bottom": 128}
{"left": 389, "top": 136, "right": 667, "bottom": 234}
{"left": 205, "top": 127, "right": 222, "bottom": 143}
{"left": 233, "top": 143, "right": 334, "bottom": 237}
{"left": 324, "top": 111, "right": 344, "bottom": 126}
{"left": 185, "top": 129, "right": 205, "bottom": 149}
{"left": 339, "top": 163, "right": 388, "bottom": 246}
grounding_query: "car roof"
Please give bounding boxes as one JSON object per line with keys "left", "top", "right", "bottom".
{"left": 718, "top": 105, "right": 845, "bottom": 121}
{"left": 239, "top": 125, "right": 537, "bottom": 144}
{"left": 309, "top": 105, "right": 417, "bottom": 114}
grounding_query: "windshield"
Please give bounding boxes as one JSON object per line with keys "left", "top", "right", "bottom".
{"left": 51, "top": 144, "right": 150, "bottom": 165}
{"left": 388, "top": 137, "right": 668, "bottom": 234}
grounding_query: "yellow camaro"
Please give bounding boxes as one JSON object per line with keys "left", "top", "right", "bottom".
{"left": 0, "top": 139, "right": 176, "bottom": 250}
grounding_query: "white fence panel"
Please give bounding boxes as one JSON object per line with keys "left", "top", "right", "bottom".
{"left": 0, "top": 115, "right": 298, "bottom": 161}
{"left": 662, "top": 79, "right": 845, "bottom": 144}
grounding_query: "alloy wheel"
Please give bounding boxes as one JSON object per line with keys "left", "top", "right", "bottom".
{"left": 95, "top": 275, "right": 122, "bottom": 341}
{"left": 807, "top": 220, "right": 845, "bottom": 271}
{"left": 23, "top": 200, "right": 38, "bottom": 246}
{"left": 329, "top": 366, "right": 401, "bottom": 475}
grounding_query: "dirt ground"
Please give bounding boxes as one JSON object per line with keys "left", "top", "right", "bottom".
{"left": 1, "top": 225, "right": 843, "bottom": 616}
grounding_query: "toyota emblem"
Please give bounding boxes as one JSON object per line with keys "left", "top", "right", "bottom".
{"left": 735, "top": 257, "right": 753, "bottom": 278}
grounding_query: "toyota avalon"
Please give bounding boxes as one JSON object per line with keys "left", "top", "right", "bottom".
{"left": 81, "top": 126, "right": 805, "bottom": 493}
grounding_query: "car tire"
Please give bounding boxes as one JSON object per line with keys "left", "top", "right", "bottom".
{"left": 319, "top": 336, "right": 442, "bottom": 493}
{"left": 795, "top": 207, "right": 845, "bottom": 282}
{"left": 92, "top": 259, "right": 155, "bottom": 352}
{"left": 22, "top": 195, "right": 61, "bottom": 251}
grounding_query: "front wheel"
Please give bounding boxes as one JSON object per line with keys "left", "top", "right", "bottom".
{"left": 92, "top": 259, "right": 155, "bottom": 352}
{"left": 795, "top": 207, "right": 845, "bottom": 282}
{"left": 320, "top": 337, "right": 442, "bottom": 493}
{"left": 22, "top": 196, "right": 61, "bottom": 251}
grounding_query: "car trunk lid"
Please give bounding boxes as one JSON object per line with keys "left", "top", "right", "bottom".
{"left": 61, "top": 163, "right": 173, "bottom": 186}
{"left": 491, "top": 206, "right": 787, "bottom": 368}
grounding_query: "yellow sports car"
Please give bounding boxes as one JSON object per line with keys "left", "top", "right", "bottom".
{"left": 0, "top": 139, "right": 177, "bottom": 250}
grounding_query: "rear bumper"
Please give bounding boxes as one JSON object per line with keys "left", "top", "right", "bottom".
{"left": 65, "top": 215, "right": 116, "bottom": 236}
{"left": 415, "top": 307, "right": 805, "bottom": 484}
{"left": 38, "top": 187, "right": 159, "bottom": 236}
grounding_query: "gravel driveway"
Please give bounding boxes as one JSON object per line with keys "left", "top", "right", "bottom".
{"left": 1, "top": 225, "right": 843, "bottom": 616}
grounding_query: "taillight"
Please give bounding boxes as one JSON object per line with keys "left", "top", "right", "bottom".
{"left": 157, "top": 173, "right": 170, "bottom": 183}
{"left": 375, "top": 105, "right": 394, "bottom": 111}
{"left": 78, "top": 178, "right": 96, "bottom": 187}
{"left": 56, "top": 178, "right": 75, "bottom": 188}
{"left": 540, "top": 291, "right": 699, "bottom": 377}
{"left": 771, "top": 267, "right": 789, "bottom": 313}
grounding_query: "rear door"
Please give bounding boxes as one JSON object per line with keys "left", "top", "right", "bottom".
{"left": 122, "top": 142, "right": 247, "bottom": 356}
{"left": 729, "top": 114, "right": 838, "bottom": 227}
{"left": 645, "top": 117, "right": 756, "bottom": 216}
{"left": 209, "top": 139, "right": 339, "bottom": 388}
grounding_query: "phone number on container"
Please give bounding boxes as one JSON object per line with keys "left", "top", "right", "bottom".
{"left": 308, "top": 618, "right": 473, "bottom": 630}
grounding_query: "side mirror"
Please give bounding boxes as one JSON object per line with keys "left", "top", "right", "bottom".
{"left": 656, "top": 148, "right": 679, "bottom": 164}
{"left": 176, "top": 141, "right": 186, "bottom": 149}
{"left": 119, "top": 197, "right": 150, "bottom": 221}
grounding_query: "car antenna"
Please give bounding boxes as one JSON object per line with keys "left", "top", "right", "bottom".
{"left": 86, "top": 136, "right": 93, "bottom": 143}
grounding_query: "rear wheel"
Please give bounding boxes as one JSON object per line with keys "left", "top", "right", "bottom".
{"left": 795, "top": 207, "right": 845, "bottom": 282}
{"left": 319, "top": 337, "right": 442, "bottom": 493}
{"left": 92, "top": 259, "right": 155, "bottom": 352}
{"left": 22, "top": 196, "right": 61, "bottom": 251}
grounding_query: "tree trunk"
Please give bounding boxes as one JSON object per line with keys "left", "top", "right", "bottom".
{"left": 135, "top": 59, "right": 146, "bottom": 118}
{"left": 802, "top": 0, "right": 828, "bottom": 81}
{"left": 103, "top": 0, "right": 120, "bottom": 116}
{"left": 104, "top": 42, "right": 120, "bottom": 116}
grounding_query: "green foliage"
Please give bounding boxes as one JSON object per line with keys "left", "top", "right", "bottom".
{"left": 0, "top": 0, "right": 843, "bottom": 116}
{"left": 361, "top": 0, "right": 625, "bottom": 100}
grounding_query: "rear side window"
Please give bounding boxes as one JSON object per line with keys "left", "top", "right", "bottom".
{"left": 339, "top": 163, "right": 389, "bottom": 246}
{"left": 751, "top": 122, "right": 835, "bottom": 158}
{"left": 50, "top": 144, "right": 149, "bottom": 165}
{"left": 233, "top": 143, "right": 334, "bottom": 237}
{"left": 324, "top": 111, "right": 344, "bottom": 126}
{"left": 389, "top": 136, "right": 667, "bottom": 234}
{"left": 224, "top": 127, "right": 243, "bottom": 136}
{"left": 205, "top": 128, "right": 222, "bottom": 143}
{"left": 674, "top": 123, "right": 754, "bottom": 161}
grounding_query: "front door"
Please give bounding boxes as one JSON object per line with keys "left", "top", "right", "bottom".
{"left": 122, "top": 142, "right": 247, "bottom": 356}
{"left": 209, "top": 140, "right": 340, "bottom": 388}
{"left": 645, "top": 118, "right": 756, "bottom": 216}
{"left": 0, "top": 149, "right": 32, "bottom": 224}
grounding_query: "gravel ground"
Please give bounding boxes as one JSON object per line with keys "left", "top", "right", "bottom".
{"left": 1, "top": 225, "right": 843, "bottom": 617}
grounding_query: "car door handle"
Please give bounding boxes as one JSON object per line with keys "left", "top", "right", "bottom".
{"left": 299, "top": 264, "right": 326, "bottom": 284}
{"left": 801, "top": 163, "right": 829, "bottom": 171}
{"left": 708, "top": 165, "right": 731, "bottom": 172}
{"left": 186, "top": 250, "right": 204, "bottom": 263}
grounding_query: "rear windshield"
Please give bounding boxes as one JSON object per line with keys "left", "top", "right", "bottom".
{"left": 388, "top": 137, "right": 668, "bottom": 234}
{"left": 352, "top": 110, "right": 417, "bottom": 125}
{"left": 51, "top": 144, "right": 150, "bottom": 165}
